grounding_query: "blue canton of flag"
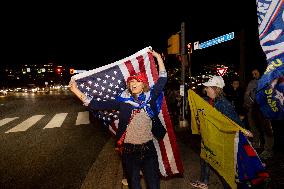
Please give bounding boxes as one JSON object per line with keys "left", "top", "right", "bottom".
{"left": 256, "top": 0, "right": 284, "bottom": 120}
{"left": 75, "top": 65, "right": 126, "bottom": 133}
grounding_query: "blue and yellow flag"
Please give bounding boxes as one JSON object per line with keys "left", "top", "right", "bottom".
{"left": 256, "top": 0, "right": 284, "bottom": 120}
{"left": 188, "top": 90, "right": 251, "bottom": 189}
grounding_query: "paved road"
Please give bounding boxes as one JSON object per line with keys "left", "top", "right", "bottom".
{"left": 79, "top": 130, "right": 227, "bottom": 189}
{"left": 1, "top": 91, "right": 283, "bottom": 188}
{"left": 0, "top": 91, "right": 110, "bottom": 189}
{"left": 80, "top": 128, "right": 284, "bottom": 189}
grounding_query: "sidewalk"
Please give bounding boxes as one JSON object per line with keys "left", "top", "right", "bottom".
{"left": 80, "top": 127, "right": 223, "bottom": 189}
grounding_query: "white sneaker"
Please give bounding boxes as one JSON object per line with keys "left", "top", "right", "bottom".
{"left": 121, "top": 178, "right": 128, "bottom": 186}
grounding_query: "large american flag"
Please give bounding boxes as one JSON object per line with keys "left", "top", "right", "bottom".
{"left": 71, "top": 46, "right": 183, "bottom": 178}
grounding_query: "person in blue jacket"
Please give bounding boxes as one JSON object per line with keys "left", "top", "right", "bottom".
{"left": 69, "top": 50, "right": 167, "bottom": 189}
{"left": 190, "top": 75, "right": 253, "bottom": 189}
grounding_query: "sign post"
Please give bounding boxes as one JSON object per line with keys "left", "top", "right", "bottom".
{"left": 179, "top": 22, "right": 189, "bottom": 129}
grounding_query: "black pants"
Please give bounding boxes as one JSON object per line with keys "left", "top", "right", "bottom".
{"left": 122, "top": 140, "right": 160, "bottom": 189}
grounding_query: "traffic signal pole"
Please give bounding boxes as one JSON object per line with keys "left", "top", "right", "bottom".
{"left": 180, "top": 22, "right": 189, "bottom": 128}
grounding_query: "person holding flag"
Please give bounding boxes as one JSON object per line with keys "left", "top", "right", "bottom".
{"left": 69, "top": 49, "right": 167, "bottom": 189}
{"left": 190, "top": 76, "right": 253, "bottom": 189}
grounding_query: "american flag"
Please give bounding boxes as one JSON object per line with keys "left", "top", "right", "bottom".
{"left": 71, "top": 46, "right": 183, "bottom": 178}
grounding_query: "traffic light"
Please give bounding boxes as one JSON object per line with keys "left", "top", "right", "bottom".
{"left": 187, "top": 43, "right": 193, "bottom": 54}
{"left": 70, "top": 68, "right": 75, "bottom": 75}
{"left": 56, "top": 67, "right": 62, "bottom": 74}
{"left": 167, "top": 34, "right": 180, "bottom": 54}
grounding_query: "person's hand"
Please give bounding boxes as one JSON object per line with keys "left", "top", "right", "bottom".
{"left": 243, "top": 129, "right": 253, "bottom": 138}
{"left": 150, "top": 49, "right": 166, "bottom": 72}
{"left": 151, "top": 49, "right": 162, "bottom": 59}
{"left": 69, "top": 79, "right": 78, "bottom": 92}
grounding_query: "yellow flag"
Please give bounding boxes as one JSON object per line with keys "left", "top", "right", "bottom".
{"left": 188, "top": 89, "right": 247, "bottom": 189}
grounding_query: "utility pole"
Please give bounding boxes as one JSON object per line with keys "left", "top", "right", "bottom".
{"left": 179, "top": 22, "right": 189, "bottom": 128}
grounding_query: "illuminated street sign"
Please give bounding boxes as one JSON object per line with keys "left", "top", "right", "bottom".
{"left": 199, "top": 32, "right": 234, "bottom": 49}
{"left": 74, "top": 70, "right": 86, "bottom": 74}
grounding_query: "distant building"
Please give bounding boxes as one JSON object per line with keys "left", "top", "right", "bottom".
{"left": 1, "top": 63, "right": 71, "bottom": 88}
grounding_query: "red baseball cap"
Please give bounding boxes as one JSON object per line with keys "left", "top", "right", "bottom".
{"left": 127, "top": 72, "right": 148, "bottom": 84}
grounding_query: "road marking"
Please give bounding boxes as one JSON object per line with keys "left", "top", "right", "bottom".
{"left": 76, "top": 111, "right": 90, "bottom": 125}
{"left": 5, "top": 115, "right": 45, "bottom": 133}
{"left": 0, "top": 117, "right": 19, "bottom": 127}
{"left": 43, "top": 113, "right": 68, "bottom": 129}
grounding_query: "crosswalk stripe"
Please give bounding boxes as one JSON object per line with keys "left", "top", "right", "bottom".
{"left": 76, "top": 111, "right": 90, "bottom": 125}
{"left": 0, "top": 117, "right": 19, "bottom": 127}
{"left": 5, "top": 115, "right": 45, "bottom": 133}
{"left": 43, "top": 113, "right": 68, "bottom": 129}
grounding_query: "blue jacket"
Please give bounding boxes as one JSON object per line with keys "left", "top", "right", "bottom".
{"left": 205, "top": 96, "right": 244, "bottom": 127}
{"left": 87, "top": 77, "right": 167, "bottom": 143}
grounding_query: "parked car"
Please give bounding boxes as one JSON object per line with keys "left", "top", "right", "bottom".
{"left": 27, "top": 84, "right": 38, "bottom": 93}
{"left": 0, "top": 89, "right": 8, "bottom": 96}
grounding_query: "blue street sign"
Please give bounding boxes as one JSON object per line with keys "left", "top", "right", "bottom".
{"left": 74, "top": 70, "right": 86, "bottom": 74}
{"left": 199, "top": 32, "right": 235, "bottom": 49}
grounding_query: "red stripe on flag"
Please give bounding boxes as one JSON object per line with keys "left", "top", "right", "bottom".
{"left": 124, "top": 60, "right": 136, "bottom": 76}
{"left": 149, "top": 53, "right": 183, "bottom": 176}
{"left": 148, "top": 52, "right": 183, "bottom": 176}
{"left": 137, "top": 55, "right": 146, "bottom": 73}
{"left": 148, "top": 52, "right": 173, "bottom": 176}
{"left": 136, "top": 55, "right": 150, "bottom": 86}
{"left": 148, "top": 52, "right": 159, "bottom": 82}
{"left": 161, "top": 99, "right": 184, "bottom": 174}
{"left": 158, "top": 138, "right": 173, "bottom": 176}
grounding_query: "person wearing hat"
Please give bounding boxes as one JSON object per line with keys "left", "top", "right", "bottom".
{"left": 69, "top": 50, "right": 167, "bottom": 189}
{"left": 190, "top": 75, "right": 253, "bottom": 189}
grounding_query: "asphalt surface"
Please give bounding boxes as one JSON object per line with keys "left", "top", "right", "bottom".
{"left": 0, "top": 91, "right": 110, "bottom": 189}
{"left": 81, "top": 126, "right": 284, "bottom": 189}
{"left": 0, "top": 91, "right": 283, "bottom": 189}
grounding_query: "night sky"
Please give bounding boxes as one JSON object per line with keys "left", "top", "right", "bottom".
{"left": 1, "top": 1, "right": 266, "bottom": 72}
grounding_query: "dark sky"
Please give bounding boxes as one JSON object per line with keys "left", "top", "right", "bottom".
{"left": 1, "top": 1, "right": 264, "bottom": 70}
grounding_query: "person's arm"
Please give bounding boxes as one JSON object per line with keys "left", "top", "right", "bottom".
{"left": 151, "top": 50, "right": 167, "bottom": 97}
{"left": 151, "top": 50, "right": 166, "bottom": 74}
{"left": 151, "top": 50, "right": 167, "bottom": 79}
{"left": 216, "top": 98, "right": 253, "bottom": 137}
{"left": 243, "top": 80, "right": 257, "bottom": 109}
{"left": 69, "top": 78, "right": 120, "bottom": 110}
{"left": 69, "top": 78, "right": 89, "bottom": 104}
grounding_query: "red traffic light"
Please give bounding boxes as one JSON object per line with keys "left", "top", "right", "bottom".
{"left": 56, "top": 67, "right": 62, "bottom": 74}
{"left": 187, "top": 43, "right": 192, "bottom": 54}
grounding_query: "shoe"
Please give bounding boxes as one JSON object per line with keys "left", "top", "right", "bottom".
{"left": 259, "top": 150, "right": 273, "bottom": 160}
{"left": 121, "top": 178, "right": 128, "bottom": 186}
{"left": 190, "top": 180, "right": 208, "bottom": 189}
